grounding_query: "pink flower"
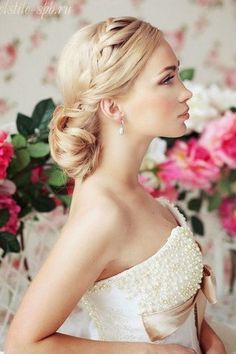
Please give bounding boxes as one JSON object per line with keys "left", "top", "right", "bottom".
{"left": 219, "top": 196, "right": 236, "bottom": 238}
{"left": 153, "top": 185, "right": 179, "bottom": 202}
{"left": 138, "top": 174, "right": 155, "bottom": 194}
{"left": 31, "top": 166, "right": 45, "bottom": 183}
{"left": 71, "top": 0, "right": 84, "bottom": 14}
{"left": 223, "top": 68, "right": 236, "bottom": 90}
{"left": 195, "top": 0, "right": 223, "bottom": 6}
{"left": 164, "top": 29, "right": 185, "bottom": 52}
{"left": 0, "top": 194, "right": 21, "bottom": 234}
{"left": 0, "top": 180, "right": 16, "bottom": 195}
{"left": 0, "top": 130, "right": 14, "bottom": 180}
{"left": 29, "top": 30, "right": 46, "bottom": 50}
{"left": 0, "top": 98, "right": 11, "bottom": 114}
{"left": 199, "top": 111, "right": 236, "bottom": 168}
{"left": 159, "top": 138, "right": 220, "bottom": 190}
{"left": 42, "top": 61, "right": 57, "bottom": 84}
{"left": 0, "top": 43, "right": 17, "bottom": 70}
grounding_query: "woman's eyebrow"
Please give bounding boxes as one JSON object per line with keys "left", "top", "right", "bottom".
{"left": 158, "top": 59, "right": 180, "bottom": 75}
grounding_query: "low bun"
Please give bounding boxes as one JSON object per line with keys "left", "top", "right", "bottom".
{"left": 49, "top": 103, "right": 101, "bottom": 181}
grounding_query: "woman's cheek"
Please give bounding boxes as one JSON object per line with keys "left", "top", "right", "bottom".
{"left": 159, "top": 96, "right": 175, "bottom": 114}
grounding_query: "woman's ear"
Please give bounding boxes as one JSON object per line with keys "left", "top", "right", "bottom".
{"left": 99, "top": 98, "right": 123, "bottom": 122}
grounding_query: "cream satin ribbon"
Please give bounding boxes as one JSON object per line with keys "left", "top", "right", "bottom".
{"left": 142, "top": 264, "right": 217, "bottom": 342}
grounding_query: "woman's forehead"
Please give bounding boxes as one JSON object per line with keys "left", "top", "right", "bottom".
{"left": 135, "top": 38, "right": 178, "bottom": 82}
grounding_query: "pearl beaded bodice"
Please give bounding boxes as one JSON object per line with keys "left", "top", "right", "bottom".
{"left": 80, "top": 197, "right": 204, "bottom": 350}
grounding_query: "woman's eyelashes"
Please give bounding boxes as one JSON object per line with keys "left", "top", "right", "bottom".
{"left": 161, "top": 74, "right": 175, "bottom": 85}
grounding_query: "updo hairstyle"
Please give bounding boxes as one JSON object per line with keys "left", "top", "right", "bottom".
{"left": 49, "top": 16, "right": 161, "bottom": 181}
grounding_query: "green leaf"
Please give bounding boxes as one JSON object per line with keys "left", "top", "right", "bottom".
{"left": 15, "top": 149, "right": 31, "bottom": 171}
{"left": 31, "top": 98, "right": 56, "bottom": 131}
{"left": 16, "top": 113, "right": 34, "bottom": 137}
{"left": 0, "top": 208, "right": 10, "bottom": 228}
{"left": 191, "top": 215, "right": 204, "bottom": 236}
{"left": 46, "top": 168, "right": 67, "bottom": 187}
{"left": 179, "top": 68, "right": 195, "bottom": 81}
{"left": 176, "top": 205, "right": 188, "bottom": 221}
{"left": 230, "top": 106, "right": 236, "bottom": 113}
{"left": 11, "top": 134, "right": 27, "bottom": 149}
{"left": 178, "top": 191, "right": 187, "bottom": 201}
{"left": 31, "top": 194, "right": 56, "bottom": 212}
{"left": 0, "top": 232, "right": 21, "bottom": 257}
{"left": 19, "top": 205, "right": 32, "bottom": 218}
{"left": 208, "top": 193, "right": 222, "bottom": 211}
{"left": 229, "top": 170, "right": 236, "bottom": 183}
{"left": 14, "top": 170, "right": 31, "bottom": 188}
{"left": 59, "top": 194, "right": 72, "bottom": 207}
{"left": 28, "top": 142, "right": 50, "bottom": 158}
{"left": 188, "top": 198, "right": 202, "bottom": 212}
{"left": 218, "top": 179, "right": 232, "bottom": 194}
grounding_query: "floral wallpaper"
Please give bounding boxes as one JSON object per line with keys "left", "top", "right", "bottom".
{"left": 0, "top": 0, "right": 235, "bottom": 126}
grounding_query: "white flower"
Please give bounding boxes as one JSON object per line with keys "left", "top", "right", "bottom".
{"left": 184, "top": 80, "right": 219, "bottom": 133}
{"left": 184, "top": 80, "right": 236, "bottom": 133}
{"left": 140, "top": 171, "right": 160, "bottom": 189}
{"left": 146, "top": 137, "right": 167, "bottom": 164}
{"left": 207, "top": 84, "right": 236, "bottom": 112}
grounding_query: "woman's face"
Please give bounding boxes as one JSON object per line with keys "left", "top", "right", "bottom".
{"left": 120, "top": 36, "right": 193, "bottom": 139}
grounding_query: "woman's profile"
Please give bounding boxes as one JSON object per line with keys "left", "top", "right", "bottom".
{"left": 5, "top": 16, "right": 226, "bottom": 354}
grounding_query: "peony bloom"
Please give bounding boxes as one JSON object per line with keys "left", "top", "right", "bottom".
{"left": 199, "top": 111, "right": 236, "bottom": 168}
{"left": 0, "top": 130, "right": 14, "bottom": 180}
{"left": 219, "top": 196, "right": 236, "bottom": 238}
{"left": 0, "top": 194, "right": 21, "bottom": 235}
{"left": 158, "top": 138, "right": 220, "bottom": 190}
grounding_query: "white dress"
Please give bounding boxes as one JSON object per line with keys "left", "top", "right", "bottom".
{"left": 80, "top": 196, "right": 204, "bottom": 353}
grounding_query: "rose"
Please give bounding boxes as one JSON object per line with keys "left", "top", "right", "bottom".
{"left": 219, "top": 196, "right": 236, "bottom": 238}
{"left": 199, "top": 111, "right": 236, "bottom": 168}
{"left": 158, "top": 138, "right": 221, "bottom": 190}
{"left": 0, "top": 131, "right": 14, "bottom": 180}
{"left": 0, "top": 194, "right": 21, "bottom": 235}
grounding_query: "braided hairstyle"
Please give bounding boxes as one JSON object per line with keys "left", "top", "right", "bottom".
{"left": 49, "top": 16, "right": 162, "bottom": 181}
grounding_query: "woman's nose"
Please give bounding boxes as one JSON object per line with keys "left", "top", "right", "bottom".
{"left": 179, "top": 81, "right": 193, "bottom": 102}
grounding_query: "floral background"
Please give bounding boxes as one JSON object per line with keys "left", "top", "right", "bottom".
{"left": 1, "top": 0, "right": 236, "bottom": 349}
{"left": 0, "top": 0, "right": 236, "bottom": 127}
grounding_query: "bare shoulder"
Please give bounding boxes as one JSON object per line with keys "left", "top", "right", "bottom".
{"left": 64, "top": 181, "right": 130, "bottom": 256}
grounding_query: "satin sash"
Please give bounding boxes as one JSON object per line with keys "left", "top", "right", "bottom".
{"left": 141, "top": 264, "right": 217, "bottom": 342}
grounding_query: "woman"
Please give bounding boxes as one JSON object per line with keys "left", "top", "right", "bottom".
{"left": 5, "top": 16, "right": 226, "bottom": 354}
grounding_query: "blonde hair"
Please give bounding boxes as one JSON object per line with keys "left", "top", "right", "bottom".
{"left": 49, "top": 16, "right": 162, "bottom": 181}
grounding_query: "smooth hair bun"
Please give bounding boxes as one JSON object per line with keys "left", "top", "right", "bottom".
{"left": 49, "top": 16, "right": 162, "bottom": 181}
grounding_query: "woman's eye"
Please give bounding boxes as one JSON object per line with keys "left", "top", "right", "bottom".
{"left": 162, "top": 75, "right": 175, "bottom": 85}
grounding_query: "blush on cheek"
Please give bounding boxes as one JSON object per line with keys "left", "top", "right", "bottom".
{"left": 157, "top": 97, "right": 175, "bottom": 114}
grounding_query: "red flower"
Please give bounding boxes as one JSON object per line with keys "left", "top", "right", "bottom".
{"left": 0, "top": 131, "right": 14, "bottom": 180}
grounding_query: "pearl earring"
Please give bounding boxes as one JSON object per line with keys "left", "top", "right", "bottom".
{"left": 119, "top": 118, "right": 125, "bottom": 135}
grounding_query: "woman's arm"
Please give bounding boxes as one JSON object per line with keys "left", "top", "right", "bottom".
{"left": 200, "top": 318, "right": 226, "bottom": 354}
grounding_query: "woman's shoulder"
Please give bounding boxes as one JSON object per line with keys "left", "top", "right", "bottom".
{"left": 64, "top": 179, "right": 130, "bottom": 250}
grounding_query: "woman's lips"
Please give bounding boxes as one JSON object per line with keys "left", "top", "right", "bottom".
{"left": 178, "top": 112, "right": 190, "bottom": 120}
